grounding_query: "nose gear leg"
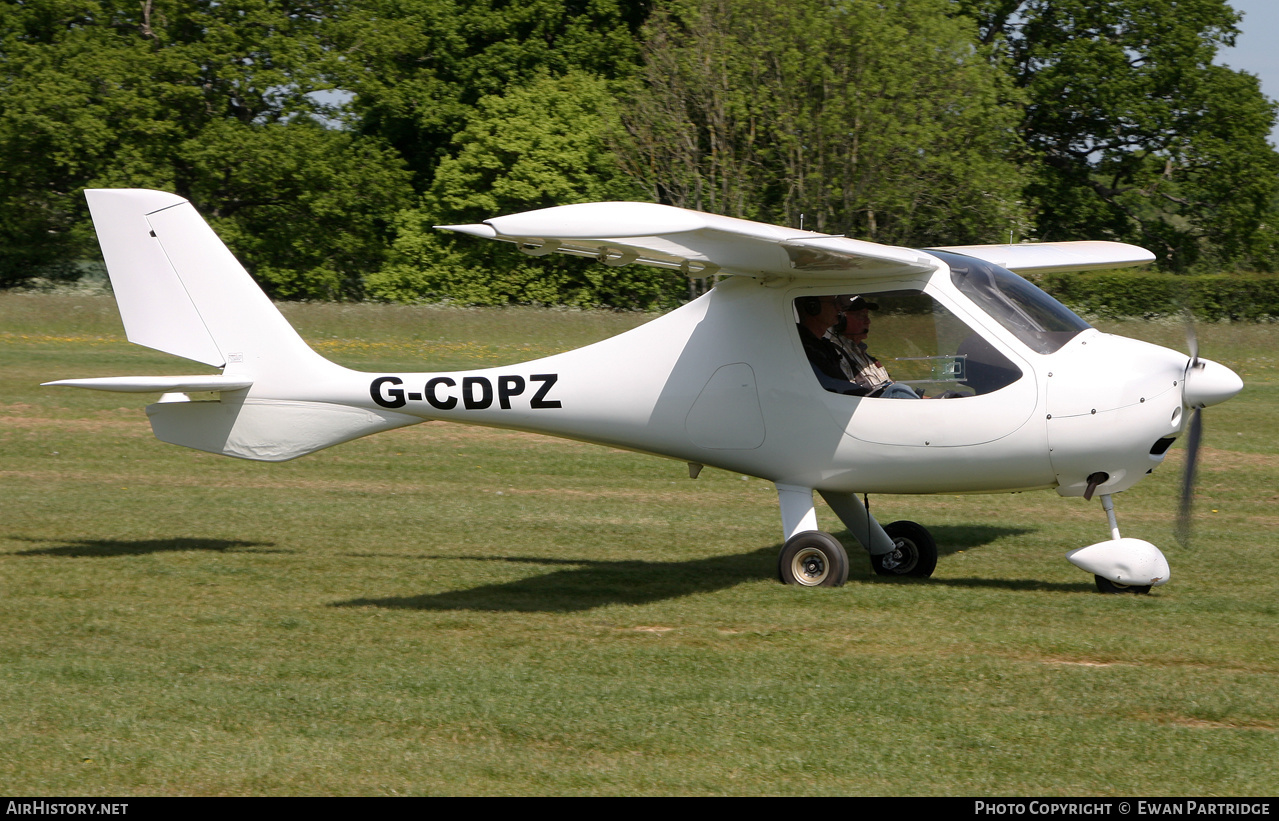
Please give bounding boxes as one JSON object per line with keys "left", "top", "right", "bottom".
{"left": 1066, "top": 493, "right": 1170, "bottom": 593}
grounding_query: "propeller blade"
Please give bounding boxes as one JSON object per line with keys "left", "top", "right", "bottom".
{"left": 1175, "top": 407, "right": 1202, "bottom": 548}
{"left": 1183, "top": 313, "right": 1199, "bottom": 367}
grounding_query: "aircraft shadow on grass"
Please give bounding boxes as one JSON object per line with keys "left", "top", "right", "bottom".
{"left": 10, "top": 536, "right": 286, "bottom": 557}
{"left": 332, "top": 524, "right": 1055, "bottom": 613}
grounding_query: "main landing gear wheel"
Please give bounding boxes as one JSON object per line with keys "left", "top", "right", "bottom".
{"left": 1094, "top": 575, "right": 1152, "bottom": 595}
{"left": 871, "top": 520, "right": 938, "bottom": 578}
{"left": 778, "top": 531, "right": 849, "bottom": 587}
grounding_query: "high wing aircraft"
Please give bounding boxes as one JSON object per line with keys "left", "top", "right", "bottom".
{"left": 46, "top": 190, "right": 1244, "bottom": 593}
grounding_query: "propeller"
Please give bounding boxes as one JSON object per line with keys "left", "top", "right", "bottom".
{"left": 1175, "top": 316, "right": 1244, "bottom": 547}
{"left": 1175, "top": 317, "right": 1200, "bottom": 547}
{"left": 1175, "top": 403, "right": 1202, "bottom": 548}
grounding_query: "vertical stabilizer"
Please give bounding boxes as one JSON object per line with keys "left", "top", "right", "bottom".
{"left": 86, "top": 189, "right": 223, "bottom": 366}
{"left": 85, "top": 189, "right": 339, "bottom": 389}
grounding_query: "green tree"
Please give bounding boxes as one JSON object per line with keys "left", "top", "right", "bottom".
{"left": 184, "top": 119, "right": 413, "bottom": 300}
{"left": 0, "top": 0, "right": 411, "bottom": 295}
{"left": 329, "top": 0, "right": 649, "bottom": 193}
{"left": 368, "top": 72, "right": 683, "bottom": 307}
{"left": 956, "top": 0, "right": 1279, "bottom": 271}
{"left": 616, "top": 0, "right": 1031, "bottom": 246}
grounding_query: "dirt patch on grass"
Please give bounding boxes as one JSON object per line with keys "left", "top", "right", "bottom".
{"left": 1143, "top": 714, "right": 1277, "bottom": 731}
{"left": 1165, "top": 447, "right": 1279, "bottom": 471}
{"left": 0, "top": 414, "right": 145, "bottom": 434}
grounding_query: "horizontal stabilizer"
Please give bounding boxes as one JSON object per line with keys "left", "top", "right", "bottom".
{"left": 439, "top": 201, "right": 936, "bottom": 280}
{"left": 929, "top": 241, "right": 1155, "bottom": 274}
{"left": 43, "top": 375, "right": 253, "bottom": 393}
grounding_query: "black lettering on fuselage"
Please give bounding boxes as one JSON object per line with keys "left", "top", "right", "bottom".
{"left": 426, "top": 377, "right": 457, "bottom": 410}
{"left": 498, "top": 375, "right": 526, "bottom": 409}
{"left": 530, "top": 374, "right": 562, "bottom": 408}
{"left": 463, "top": 376, "right": 493, "bottom": 410}
{"left": 371, "top": 376, "right": 406, "bottom": 408}
{"left": 369, "top": 374, "right": 560, "bottom": 411}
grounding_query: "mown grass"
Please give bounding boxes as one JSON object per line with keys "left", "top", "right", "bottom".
{"left": 1, "top": 293, "right": 1277, "bottom": 795}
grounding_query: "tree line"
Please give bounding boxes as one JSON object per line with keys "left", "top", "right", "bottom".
{"left": 2, "top": 0, "right": 1275, "bottom": 308}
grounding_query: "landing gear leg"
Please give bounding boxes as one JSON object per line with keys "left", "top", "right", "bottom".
{"left": 773, "top": 483, "right": 849, "bottom": 588}
{"left": 819, "top": 491, "right": 937, "bottom": 579}
{"left": 817, "top": 490, "right": 896, "bottom": 556}
{"left": 1065, "top": 493, "right": 1169, "bottom": 594}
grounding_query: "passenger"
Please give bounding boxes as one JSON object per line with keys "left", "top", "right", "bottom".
{"left": 794, "top": 295, "right": 876, "bottom": 396}
{"left": 828, "top": 295, "right": 922, "bottom": 399}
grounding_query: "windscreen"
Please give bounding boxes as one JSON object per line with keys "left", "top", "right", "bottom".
{"left": 931, "top": 251, "right": 1091, "bottom": 354}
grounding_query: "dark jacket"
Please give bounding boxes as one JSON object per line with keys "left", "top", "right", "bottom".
{"left": 796, "top": 324, "right": 871, "bottom": 396}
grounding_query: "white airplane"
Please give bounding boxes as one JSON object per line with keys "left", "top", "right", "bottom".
{"left": 46, "top": 190, "right": 1244, "bottom": 593}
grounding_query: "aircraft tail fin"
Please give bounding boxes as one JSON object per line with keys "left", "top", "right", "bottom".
{"left": 51, "top": 190, "right": 417, "bottom": 462}
{"left": 84, "top": 189, "right": 329, "bottom": 380}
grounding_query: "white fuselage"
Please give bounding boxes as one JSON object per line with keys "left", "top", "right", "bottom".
{"left": 280, "top": 266, "right": 1191, "bottom": 501}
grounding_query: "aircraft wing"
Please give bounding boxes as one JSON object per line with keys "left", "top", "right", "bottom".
{"left": 439, "top": 202, "right": 937, "bottom": 280}
{"left": 929, "top": 241, "right": 1155, "bottom": 274}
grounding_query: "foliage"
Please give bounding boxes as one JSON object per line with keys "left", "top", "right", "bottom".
{"left": 328, "top": 0, "right": 648, "bottom": 192}
{"left": 1033, "top": 268, "right": 1279, "bottom": 321}
{"left": 0, "top": 0, "right": 412, "bottom": 296}
{"left": 615, "top": 0, "right": 1032, "bottom": 246}
{"left": 182, "top": 119, "right": 412, "bottom": 300}
{"left": 369, "top": 72, "right": 686, "bottom": 308}
{"left": 956, "top": 0, "right": 1279, "bottom": 272}
{"left": 4, "top": 0, "right": 1279, "bottom": 303}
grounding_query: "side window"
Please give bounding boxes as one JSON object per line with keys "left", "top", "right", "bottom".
{"left": 793, "top": 290, "right": 1023, "bottom": 398}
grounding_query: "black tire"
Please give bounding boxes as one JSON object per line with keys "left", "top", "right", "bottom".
{"left": 1094, "top": 575, "right": 1152, "bottom": 595}
{"left": 778, "top": 531, "right": 849, "bottom": 587}
{"left": 870, "top": 520, "right": 937, "bottom": 578}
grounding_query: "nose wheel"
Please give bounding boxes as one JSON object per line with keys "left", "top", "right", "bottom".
{"left": 870, "top": 520, "right": 938, "bottom": 578}
{"left": 1094, "top": 575, "right": 1152, "bottom": 595}
{"left": 1066, "top": 494, "right": 1169, "bottom": 593}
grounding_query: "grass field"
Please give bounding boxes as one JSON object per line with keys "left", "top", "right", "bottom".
{"left": 2, "top": 292, "right": 1276, "bottom": 796}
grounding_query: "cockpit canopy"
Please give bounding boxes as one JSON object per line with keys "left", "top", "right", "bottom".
{"left": 931, "top": 251, "right": 1091, "bottom": 355}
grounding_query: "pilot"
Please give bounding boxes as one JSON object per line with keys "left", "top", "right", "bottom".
{"left": 827, "top": 295, "right": 922, "bottom": 399}
{"left": 794, "top": 295, "right": 876, "bottom": 396}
